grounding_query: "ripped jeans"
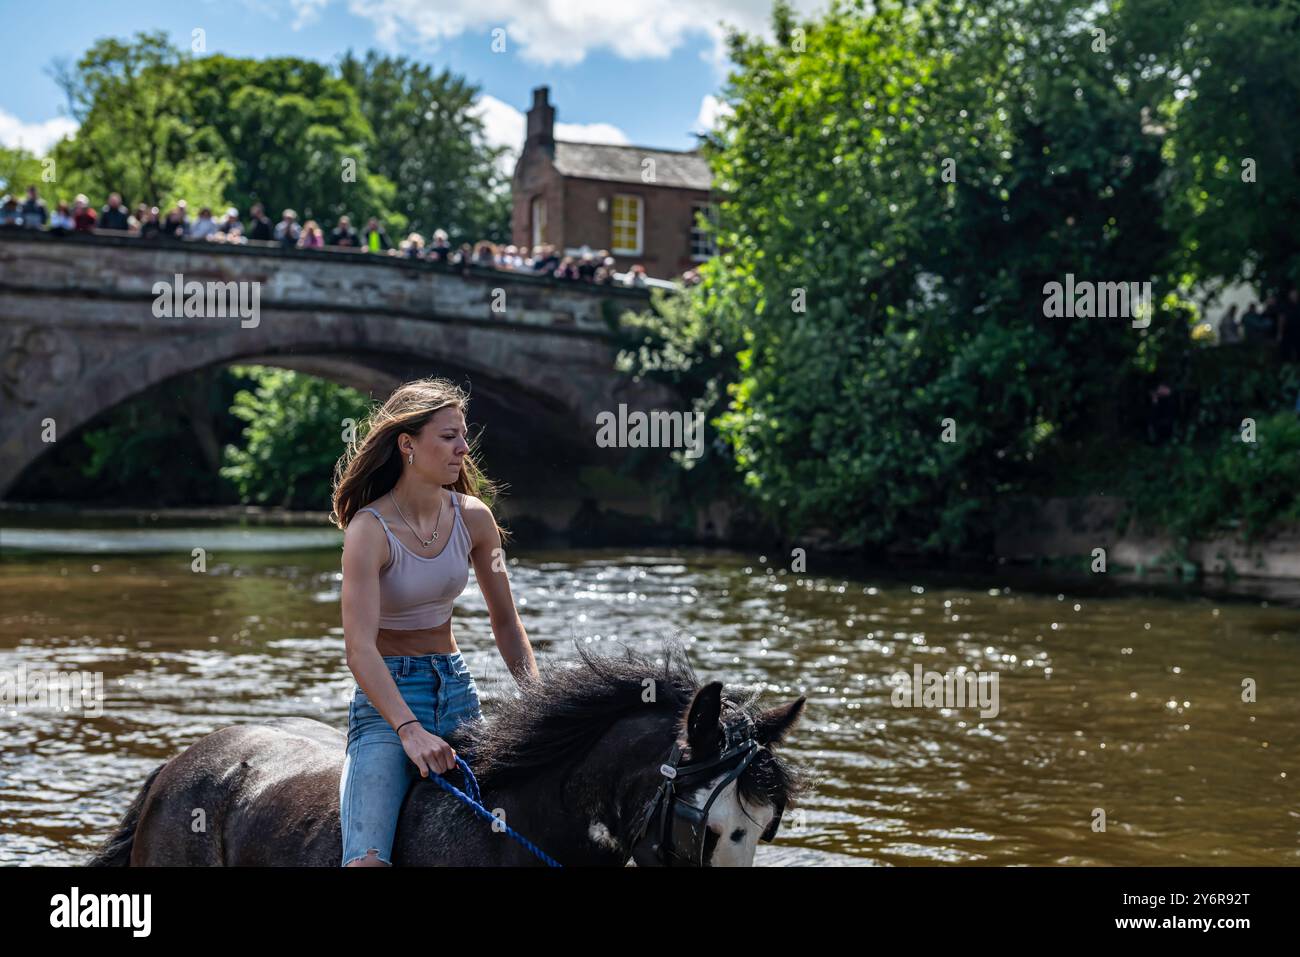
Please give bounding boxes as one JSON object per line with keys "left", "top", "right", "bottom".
{"left": 339, "top": 653, "right": 482, "bottom": 866}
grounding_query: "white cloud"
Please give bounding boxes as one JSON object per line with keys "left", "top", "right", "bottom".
{"left": 695, "top": 94, "right": 733, "bottom": 133}
{"left": 339, "top": 0, "right": 828, "bottom": 67}
{"left": 290, "top": 0, "right": 330, "bottom": 29}
{"left": 556, "top": 121, "right": 629, "bottom": 146}
{"left": 473, "top": 94, "right": 528, "bottom": 156}
{"left": 0, "top": 110, "right": 77, "bottom": 154}
{"left": 472, "top": 94, "right": 630, "bottom": 176}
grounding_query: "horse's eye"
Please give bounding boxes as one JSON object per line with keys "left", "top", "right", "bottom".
{"left": 730, "top": 828, "right": 746, "bottom": 842}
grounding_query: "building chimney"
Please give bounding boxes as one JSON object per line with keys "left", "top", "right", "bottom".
{"left": 525, "top": 86, "right": 555, "bottom": 149}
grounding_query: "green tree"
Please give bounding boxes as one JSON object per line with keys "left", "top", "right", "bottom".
{"left": 0, "top": 146, "right": 48, "bottom": 198}
{"left": 183, "top": 54, "right": 395, "bottom": 224}
{"left": 47, "top": 33, "right": 397, "bottom": 220}
{"left": 220, "top": 367, "right": 374, "bottom": 509}
{"left": 624, "top": 0, "right": 1196, "bottom": 553}
{"left": 1116, "top": 0, "right": 1300, "bottom": 296}
{"left": 338, "top": 51, "right": 510, "bottom": 242}
{"left": 50, "top": 31, "right": 228, "bottom": 205}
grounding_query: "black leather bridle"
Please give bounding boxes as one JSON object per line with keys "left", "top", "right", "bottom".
{"left": 630, "top": 711, "right": 785, "bottom": 866}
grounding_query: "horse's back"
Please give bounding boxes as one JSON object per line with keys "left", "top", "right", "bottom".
{"left": 259, "top": 716, "right": 347, "bottom": 752}
{"left": 131, "top": 718, "right": 346, "bottom": 866}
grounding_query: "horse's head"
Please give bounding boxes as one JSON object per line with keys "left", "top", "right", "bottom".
{"left": 463, "top": 640, "right": 807, "bottom": 867}
{"left": 629, "top": 678, "right": 806, "bottom": 867}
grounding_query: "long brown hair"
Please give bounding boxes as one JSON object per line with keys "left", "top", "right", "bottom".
{"left": 329, "top": 377, "right": 508, "bottom": 544}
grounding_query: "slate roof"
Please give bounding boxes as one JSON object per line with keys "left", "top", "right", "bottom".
{"left": 551, "top": 141, "right": 712, "bottom": 191}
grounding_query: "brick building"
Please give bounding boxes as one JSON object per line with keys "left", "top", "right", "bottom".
{"left": 510, "top": 87, "right": 715, "bottom": 280}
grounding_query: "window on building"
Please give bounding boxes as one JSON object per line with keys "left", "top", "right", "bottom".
{"left": 690, "top": 202, "right": 718, "bottom": 261}
{"left": 611, "top": 194, "right": 643, "bottom": 256}
{"left": 531, "top": 197, "right": 546, "bottom": 247}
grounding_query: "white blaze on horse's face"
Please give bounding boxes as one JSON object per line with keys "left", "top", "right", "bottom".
{"left": 697, "top": 774, "right": 778, "bottom": 867}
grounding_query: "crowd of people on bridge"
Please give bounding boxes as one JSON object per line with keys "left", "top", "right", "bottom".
{"left": 0, "top": 186, "right": 655, "bottom": 288}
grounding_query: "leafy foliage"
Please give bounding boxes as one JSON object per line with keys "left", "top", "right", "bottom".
{"left": 44, "top": 32, "right": 511, "bottom": 238}
{"left": 1121, "top": 412, "right": 1300, "bottom": 541}
{"left": 0, "top": 145, "right": 47, "bottom": 197}
{"left": 339, "top": 51, "right": 511, "bottom": 243}
{"left": 181, "top": 53, "right": 394, "bottom": 222}
{"left": 50, "top": 32, "right": 228, "bottom": 205}
{"left": 1117, "top": 0, "right": 1300, "bottom": 295}
{"left": 219, "top": 368, "right": 374, "bottom": 509}
{"left": 623, "top": 0, "right": 1296, "bottom": 554}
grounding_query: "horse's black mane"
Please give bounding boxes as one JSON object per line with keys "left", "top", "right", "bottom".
{"left": 457, "top": 638, "right": 804, "bottom": 816}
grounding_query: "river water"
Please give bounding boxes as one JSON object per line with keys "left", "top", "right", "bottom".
{"left": 1, "top": 525, "right": 1296, "bottom": 865}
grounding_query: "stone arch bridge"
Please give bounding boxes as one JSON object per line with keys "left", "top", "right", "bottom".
{"left": 0, "top": 231, "right": 682, "bottom": 532}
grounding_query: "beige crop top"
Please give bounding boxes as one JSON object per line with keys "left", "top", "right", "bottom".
{"left": 358, "top": 492, "right": 472, "bottom": 629}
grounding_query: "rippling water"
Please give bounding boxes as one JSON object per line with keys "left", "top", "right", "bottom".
{"left": 2, "top": 529, "right": 1297, "bottom": 865}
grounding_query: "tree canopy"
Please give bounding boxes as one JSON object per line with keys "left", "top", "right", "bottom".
{"left": 620, "top": 0, "right": 1299, "bottom": 553}
{"left": 44, "top": 32, "right": 509, "bottom": 240}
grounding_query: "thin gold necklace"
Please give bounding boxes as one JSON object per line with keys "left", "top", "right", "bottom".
{"left": 390, "top": 489, "right": 443, "bottom": 547}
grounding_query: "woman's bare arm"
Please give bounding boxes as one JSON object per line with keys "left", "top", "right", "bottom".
{"left": 341, "top": 513, "right": 416, "bottom": 731}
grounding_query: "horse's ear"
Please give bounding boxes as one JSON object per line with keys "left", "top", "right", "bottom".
{"left": 754, "top": 696, "right": 806, "bottom": 746}
{"left": 681, "top": 681, "right": 725, "bottom": 754}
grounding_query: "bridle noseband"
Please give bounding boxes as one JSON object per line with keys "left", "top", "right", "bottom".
{"left": 630, "top": 711, "right": 785, "bottom": 866}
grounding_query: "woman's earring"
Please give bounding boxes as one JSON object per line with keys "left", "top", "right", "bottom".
{"left": 407, "top": 451, "right": 414, "bottom": 464}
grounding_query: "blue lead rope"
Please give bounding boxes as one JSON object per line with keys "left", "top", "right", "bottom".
{"left": 428, "top": 755, "right": 562, "bottom": 867}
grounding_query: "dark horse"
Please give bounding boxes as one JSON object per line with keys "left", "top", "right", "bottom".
{"left": 87, "top": 641, "right": 807, "bottom": 866}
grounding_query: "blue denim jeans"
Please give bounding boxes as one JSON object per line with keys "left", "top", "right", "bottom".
{"left": 339, "top": 652, "right": 482, "bottom": 866}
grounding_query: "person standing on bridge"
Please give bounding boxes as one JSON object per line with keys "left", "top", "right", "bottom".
{"left": 100, "top": 193, "right": 130, "bottom": 232}
{"left": 0, "top": 195, "right": 21, "bottom": 227}
{"left": 299, "top": 219, "right": 325, "bottom": 249}
{"left": 331, "top": 377, "right": 539, "bottom": 866}
{"left": 216, "top": 207, "right": 244, "bottom": 242}
{"left": 48, "top": 201, "right": 74, "bottom": 233}
{"left": 21, "top": 186, "right": 48, "bottom": 229}
{"left": 161, "top": 204, "right": 187, "bottom": 241}
{"left": 247, "top": 203, "right": 274, "bottom": 242}
{"left": 190, "top": 207, "right": 220, "bottom": 241}
{"left": 330, "top": 215, "right": 359, "bottom": 248}
{"left": 428, "top": 228, "right": 451, "bottom": 262}
{"left": 72, "top": 194, "right": 98, "bottom": 233}
{"left": 275, "top": 209, "right": 301, "bottom": 248}
{"left": 137, "top": 206, "right": 162, "bottom": 240}
{"left": 362, "top": 216, "right": 391, "bottom": 253}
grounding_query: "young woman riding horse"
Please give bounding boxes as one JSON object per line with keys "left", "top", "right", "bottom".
{"left": 85, "top": 378, "right": 805, "bottom": 867}
{"left": 331, "top": 376, "right": 538, "bottom": 866}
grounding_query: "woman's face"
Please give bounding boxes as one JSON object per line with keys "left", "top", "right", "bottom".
{"left": 403, "top": 406, "right": 469, "bottom": 485}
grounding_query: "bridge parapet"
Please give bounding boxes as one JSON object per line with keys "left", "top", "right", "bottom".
{"left": 0, "top": 230, "right": 652, "bottom": 334}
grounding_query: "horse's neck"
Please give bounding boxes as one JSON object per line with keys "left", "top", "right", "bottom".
{"left": 472, "top": 769, "right": 638, "bottom": 866}
{"left": 401, "top": 737, "right": 660, "bottom": 866}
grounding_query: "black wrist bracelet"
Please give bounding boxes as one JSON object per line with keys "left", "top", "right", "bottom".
{"left": 395, "top": 719, "right": 418, "bottom": 733}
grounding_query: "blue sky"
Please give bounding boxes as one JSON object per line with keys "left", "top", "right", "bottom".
{"left": 0, "top": 0, "right": 825, "bottom": 157}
